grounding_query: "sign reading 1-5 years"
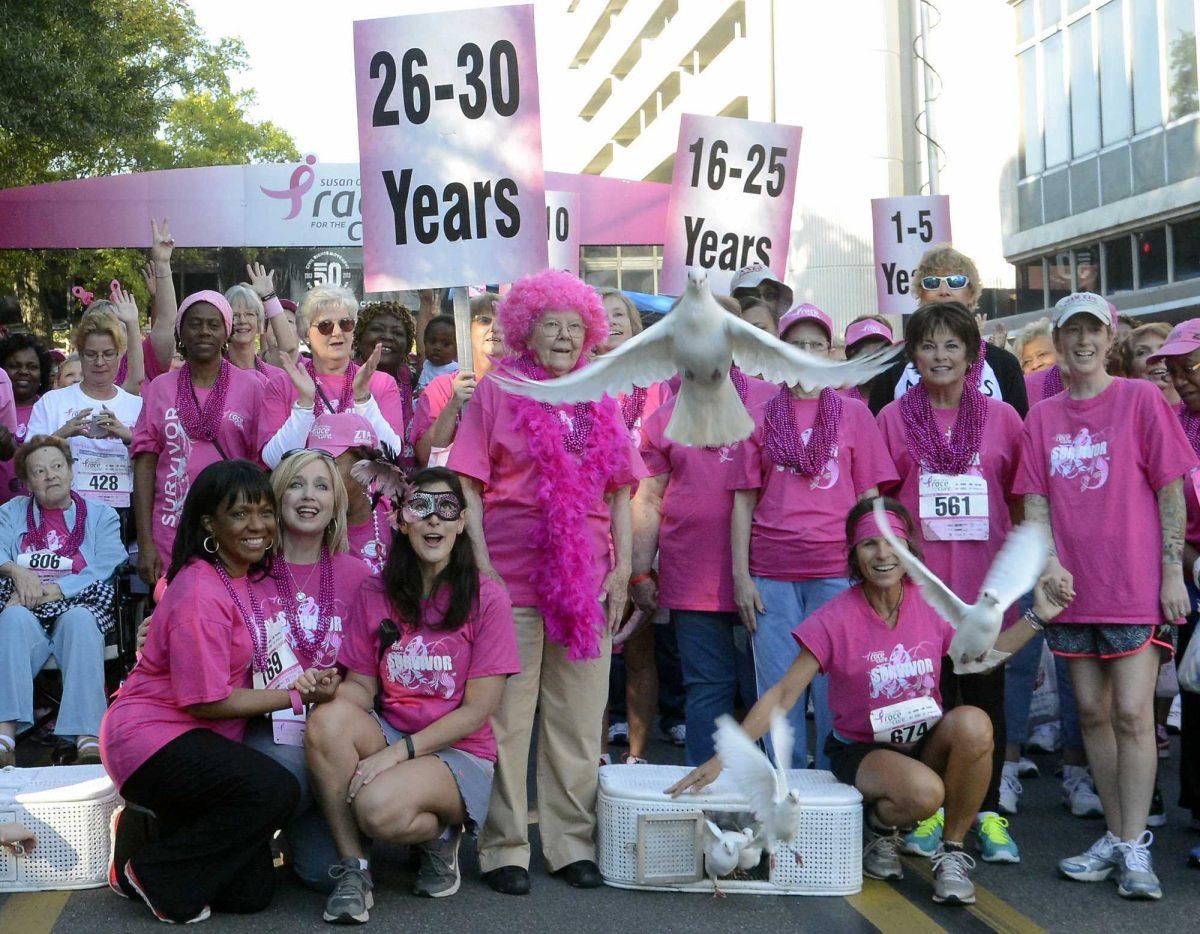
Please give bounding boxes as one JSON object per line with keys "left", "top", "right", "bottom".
{"left": 870, "top": 195, "right": 952, "bottom": 314}
{"left": 353, "top": 4, "right": 548, "bottom": 291}
{"left": 660, "top": 114, "right": 803, "bottom": 296}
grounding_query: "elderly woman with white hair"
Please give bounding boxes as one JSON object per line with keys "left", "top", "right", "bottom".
{"left": 224, "top": 263, "right": 298, "bottom": 384}
{"left": 259, "top": 285, "right": 410, "bottom": 468}
{"left": 1014, "top": 318, "right": 1066, "bottom": 404}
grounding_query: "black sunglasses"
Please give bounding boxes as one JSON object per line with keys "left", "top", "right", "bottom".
{"left": 311, "top": 317, "right": 355, "bottom": 336}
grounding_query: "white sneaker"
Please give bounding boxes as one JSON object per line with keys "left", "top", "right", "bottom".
{"left": 1063, "top": 766, "right": 1104, "bottom": 818}
{"left": 1017, "top": 757, "right": 1039, "bottom": 778}
{"left": 1167, "top": 694, "right": 1181, "bottom": 733}
{"left": 999, "top": 766, "right": 1023, "bottom": 815}
{"left": 1028, "top": 722, "right": 1061, "bottom": 753}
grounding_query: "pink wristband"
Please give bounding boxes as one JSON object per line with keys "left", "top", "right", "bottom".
{"left": 288, "top": 689, "right": 304, "bottom": 715}
{"left": 264, "top": 296, "right": 284, "bottom": 321}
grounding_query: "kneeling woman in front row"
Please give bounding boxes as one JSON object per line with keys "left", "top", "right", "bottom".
{"left": 306, "top": 467, "right": 519, "bottom": 924}
{"left": 669, "top": 498, "right": 1065, "bottom": 907}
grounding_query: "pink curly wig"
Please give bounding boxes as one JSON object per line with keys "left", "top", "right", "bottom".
{"left": 498, "top": 269, "right": 608, "bottom": 354}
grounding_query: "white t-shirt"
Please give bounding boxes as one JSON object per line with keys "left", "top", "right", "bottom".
{"left": 27, "top": 383, "right": 144, "bottom": 508}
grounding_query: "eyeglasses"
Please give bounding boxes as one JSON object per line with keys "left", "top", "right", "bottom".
{"left": 311, "top": 317, "right": 356, "bottom": 336}
{"left": 82, "top": 350, "right": 119, "bottom": 363}
{"left": 280, "top": 447, "right": 336, "bottom": 462}
{"left": 920, "top": 274, "right": 970, "bottom": 291}
{"left": 538, "top": 319, "right": 585, "bottom": 339}
{"left": 789, "top": 340, "right": 830, "bottom": 353}
{"left": 232, "top": 310, "right": 259, "bottom": 323}
{"left": 402, "top": 491, "right": 463, "bottom": 522}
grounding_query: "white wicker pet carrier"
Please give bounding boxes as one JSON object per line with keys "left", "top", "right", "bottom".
{"left": 0, "top": 765, "right": 121, "bottom": 892}
{"left": 597, "top": 764, "right": 862, "bottom": 896}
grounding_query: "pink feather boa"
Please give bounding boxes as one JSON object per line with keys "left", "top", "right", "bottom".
{"left": 504, "top": 354, "right": 630, "bottom": 661}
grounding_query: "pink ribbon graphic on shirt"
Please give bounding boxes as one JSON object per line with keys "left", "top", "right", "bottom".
{"left": 259, "top": 154, "right": 317, "bottom": 220}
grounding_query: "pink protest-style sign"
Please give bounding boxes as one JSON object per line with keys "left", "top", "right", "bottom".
{"left": 660, "top": 113, "right": 803, "bottom": 296}
{"left": 545, "top": 190, "right": 580, "bottom": 277}
{"left": 352, "top": 4, "right": 548, "bottom": 292}
{"left": 870, "top": 195, "right": 952, "bottom": 315}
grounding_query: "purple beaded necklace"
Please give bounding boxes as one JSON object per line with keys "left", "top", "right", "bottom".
{"left": 899, "top": 379, "right": 989, "bottom": 475}
{"left": 24, "top": 491, "right": 87, "bottom": 555}
{"left": 517, "top": 355, "right": 595, "bottom": 455}
{"left": 730, "top": 366, "right": 749, "bottom": 404}
{"left": 966, "top": 340, "right": 987, "bottom": 389}
{"left": 1179, "top": 402, "right": 1200, "bottom": 456}
{"left": 621, "top": 386, "right": 648, "bottom": 430}
{"left": 1042, "top": 364, "right": 1064, "bottom": 399}
{"left": 176, "top": 359, "right": 231, "bottom": 442}
{"left": 763, "top": 386, "right": 844, "bottom": 476}
{"left": 271, "top": 545, "right": 335, "bottom": 668}
{"left": 305, "top": 358, "right": 358, "bottom": 416}
{"left": 214, "top": 561, "right": 270, "bottom": 673}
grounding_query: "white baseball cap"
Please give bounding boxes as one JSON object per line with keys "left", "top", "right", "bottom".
{"left": 729, "top": 263, "right": 794, "bottom": 310}
{"left": 1053, "top": 292, "right": 1115, "bottom": 328}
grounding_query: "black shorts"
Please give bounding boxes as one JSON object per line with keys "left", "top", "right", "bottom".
{"left": 824, "top": 730, "right": 933, "bottom": 787}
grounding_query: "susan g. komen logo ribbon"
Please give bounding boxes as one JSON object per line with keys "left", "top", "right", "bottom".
{"left": 260, "top": 154, "right": 317, "bottom": 220}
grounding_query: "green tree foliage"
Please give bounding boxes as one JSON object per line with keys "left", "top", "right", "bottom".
{"left": 0, "top": 0, "right": 300, "bottom": 334}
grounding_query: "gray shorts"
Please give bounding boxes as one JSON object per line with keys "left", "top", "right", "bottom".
{"left": 369, "top": 711, "right": 494, "bottom": 835}
{"left": 1045, "top": 623, "right": 1175, "bottom": 660}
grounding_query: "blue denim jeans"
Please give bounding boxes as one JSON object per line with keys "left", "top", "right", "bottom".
{"left": 673, "top": 611, "right": 756, "bottom": 766}
{"left": 750, "top": 576, "right": 849, "bottom": 771}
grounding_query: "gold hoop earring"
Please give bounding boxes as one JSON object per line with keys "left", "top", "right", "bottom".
{"left": 203, "top": 536, "right": 218, "bottom": 554}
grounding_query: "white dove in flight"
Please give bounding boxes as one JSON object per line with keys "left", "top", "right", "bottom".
{"left": 492, "top": 269, "right": 903, "bottom": 448}
{"left": 713, "top": 710, "right": 802, "bottom": 867}
{"left": 871, "top": 499, "right": 1051, "bottom": 674}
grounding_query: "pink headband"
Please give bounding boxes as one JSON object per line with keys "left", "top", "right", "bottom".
{"left": 851, "top": 509, "right": 908, "bottom": 549}
{"left": 177, "top": 290, "right": 234, "bottom": 338}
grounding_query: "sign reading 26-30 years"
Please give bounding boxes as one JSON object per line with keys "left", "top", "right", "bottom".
{"left": 870, "top": 195, "right": 952, "bottom": 314}
{"left": 660, "top": 113, "right": 802, "bottom": 296}
{"left": 353, "top": 5, "right": 548, "bottom": 291}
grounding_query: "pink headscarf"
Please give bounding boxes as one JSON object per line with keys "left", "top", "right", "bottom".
{"left": 177, "top": 290, "right": 234, "bottom": 338}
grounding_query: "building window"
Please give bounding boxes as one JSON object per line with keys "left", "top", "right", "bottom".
{"left": 1019, "top": 48, "right": 1043, "bottom": 176}
{"left": 1132, "top": 0, "right": 1164, "bottom": 132}
{"left": 1048, "top": 252, "right": 1074, "bottom": 306}
{"left": 581, "top": 245, "right": 662, "bottom": 293}
{"left": 1017, "top": 260, "right": 1046, "bottom": 313}
{"left": 1136, "top": 227, "right": 1169, "bottom": 287}
{"left": 1104, "top": 235, "right": 1135, "bottom": 292}
{"left": 1099, "top": 0, "right": 1132, "bottom": 145}
{"left": 1044, "top": 32, "right": 1072, "bottom": 167}
{"left": 1042, "top": 0, "right": 1063, "bottom": 29}
{"left": 1075, "top": 244, "right": 1101, "bottom": 291}
{"left": 1165, "top": 0, "right": 1199, "bottom": 120}
{"left": 1172, "top": 216, "right": 1200, "bottom": 279}
{"left": 1017, "top": 0, "right": 1036, "bottom": 43}
{"left": 1069, "top": 16, "right": 1100, "bottom": 156}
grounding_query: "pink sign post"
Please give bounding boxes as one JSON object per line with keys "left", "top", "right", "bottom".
{"left": 545, "top": 190, "right": 580, "bottom": 277}
{"left": 870, "top": 195, "right": 952, "bottom": 314}
{"left": 660, "top": 113, "right": 802, "bottom": 296}
{"left": 352, "top": 5, "right": 548, "bottom": 293}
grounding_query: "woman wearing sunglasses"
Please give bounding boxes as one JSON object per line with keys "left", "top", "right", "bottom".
{"left": 131, "top": 291, "right": 265, "bottom": 588}
{"left": 260, "top": 285, "right": 409, "bottom": 469}
{"left": 866, "top": 246, "right": 1028, "bottom": 419}
{"left": 876, "top": 301, "right": 1026, "bottom": 865}
{"left": 305, "top": 468, "right": 518, "bottom": 922}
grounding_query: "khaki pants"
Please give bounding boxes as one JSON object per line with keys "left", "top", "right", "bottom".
{"left": 478, "top": 605, "right": 612, "bottom": 873}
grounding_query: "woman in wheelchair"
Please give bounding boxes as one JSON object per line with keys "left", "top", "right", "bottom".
{"left": 0, "top": 434, "right": 124, "bottom": 767}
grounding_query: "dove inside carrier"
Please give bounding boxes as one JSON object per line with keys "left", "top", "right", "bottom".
{"left": 0, "top": 765, "right": 122, "bottom": 892}
{"left": 597, "top": 764, "right": 862, "bottom": 895}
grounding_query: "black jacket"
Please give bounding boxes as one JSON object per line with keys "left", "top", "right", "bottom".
{"left": 867, "top": 342, "right": 1028, "bottom": 418}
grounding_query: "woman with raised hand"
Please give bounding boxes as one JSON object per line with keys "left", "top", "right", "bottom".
{"left": 668, "top": 497, "right": 1064, "bottom": 907}
{"left": 305, "top": 468, "right": 518, "bottom": 922}
{"left": 101, "top": 460, "right": 339, "bottom": 924}
{"left": 131, "top": 291, "right": 263, "bottom": 588}
{"left": 1016, "top": 293, "right": 1196, "bottom": 901}
{"left": 876, "top": 301, "right": 1025, "bottom": 864}
{"left": 224, "top": 262, "right": 298, "bottom": 384}
{"left": 448, "top": 270, "right": 644, "bottom": 896}
{"left": 0, "top": 333, "right": 53, "bottom": 503}
{"left": 0, "top": 435, "right": 124, "bottom": 768}
{"left": 730, "top": 304, "right": 896, "bottom": 770}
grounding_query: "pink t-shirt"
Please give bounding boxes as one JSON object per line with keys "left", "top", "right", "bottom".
{"left": 447, "top": 373, "right": 646, "bottom": 607}
{"left": 1014, "top": 378, "right": 1198, "bottom": 624}
{"left": 338, "top": 575, "right": 519, "bottom": 761}
{"left": 131, "top": 365, "right": 263, "bottom": 563}
{"left": 252, "top": 552, "right": 372, "bottom": 669}
{"left": 100, "top": 561, "right": 256, "bottom": 789}
{"left": 731, "top": 394, "right": 897, "bottom": 580}
{"left": 793, "top": 580, "right": 954, "bottom": 744}
{"left": 412, "top": 372, "right": 456, "bottom": 445}
{"left": 257, "top": 366, "right": 409, "bottom": 453}
{"left": 878, "top": 397, "right": 1024, "bottom": 617}
{"left": 347, "top": 498, "right": 394, "bottom": 575}
{"left": 0, "top": 402, "right": 35, "bottom": 504}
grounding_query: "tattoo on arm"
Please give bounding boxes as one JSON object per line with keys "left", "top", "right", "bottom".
{"left": 1023, "top": 494, "right": 1055, "bottom": 556}
{"left": 1157, "top": 478, "right": 1185, "bottom": 565}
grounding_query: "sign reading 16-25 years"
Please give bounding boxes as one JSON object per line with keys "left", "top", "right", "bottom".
{"left": 870, "top": 195, "right": 952, "bottom": 314}
{"left": 660, "top": 113, "right": 802, "bottom": 296}
{"left": 352, "top": 5, "right": 548, "bottom": 291}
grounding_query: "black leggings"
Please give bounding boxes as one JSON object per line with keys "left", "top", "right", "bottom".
{"left": 1179, "top": 620, "right": 1200, "bottom": 820}
{"left": 940, "top": 660, "right": 1005, "bottom": 814}
{"left": 119, "top": 728, "right": 299, "bottom": 921}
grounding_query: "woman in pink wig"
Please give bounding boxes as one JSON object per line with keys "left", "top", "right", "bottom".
{"left": 448, "top": 270, "right": 645, "bottom": 895}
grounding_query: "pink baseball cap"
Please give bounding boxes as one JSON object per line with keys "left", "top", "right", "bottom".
{"left": 1053, "top": 292, "right": 1114, "bottom": 329}
{"left": 778, "top": 303, "right": 833, "bottom": 342}
{"left": 845, "top": 318, "right": 895, "bottom": 350}
{"left": 177, "top": 290, "right": 233, "bottom": 338}
{"left": 1148, "top": 318, "right": 1200, "bottom": 365}
{"left": 306, "top": 413, "right": 379, "bottom": 457}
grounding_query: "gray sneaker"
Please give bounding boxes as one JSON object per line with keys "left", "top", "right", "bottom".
{"left": 413, "top": 826, "right": 462, "bottom": 898}
{"left": 323, "top": 859, "right": 374, "bottom": 924}
{"left": 862, "top": 829, "right": 903, "bottom": 881}
{"left": 930, "top": 847, "right": 976, "bottom": 905}
{"left": 1115, "top": 831, "right": 1162, "bottom": 900}
{"left": 1058, "top": 831, "right": 1120, "bottom": 882}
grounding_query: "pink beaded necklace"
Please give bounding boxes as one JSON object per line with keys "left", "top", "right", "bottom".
{"left": 620, "top": 386, "right": 648, "bottom": 431}
{"left": 966, "top": 340, "right": 987, "bottom": 389}
{"left": 24, "top": 491, "right": 87, "bottom": 555}
{"left": 176, "top": 359, "right": 231, "bottom": 442}
{"left": 1179, "top": 402, "right": 1200, "bottom": 456}
{"left": 214, "top": 561, "right": 270, "bottom": 673}
{"left": 271, "top": 545, "right": 335, "bottom": 668}
{"left": 1042, "top": 364, "right": 1064, "bottom": 399}
{"left": 730, "top": 366, "right": 749, "bottom": 404}
{"left": 763, "top": 386, "right": 844, "bottom": 476}
{"left": 305, "top": 358, "right": 358, "bottom": 416}
{"left": 899, "top": 379, "right": 989, "bottom": 475}
{"left": 517, "top": 355, "right": 595, "bottom": 455}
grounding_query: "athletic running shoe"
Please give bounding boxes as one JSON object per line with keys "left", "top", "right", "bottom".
{"left": 664, "top": 723, "right": 686, "bottom": 746}
{"left": 1017, "top": 756, "right": 1039, "bottom": 778}
{"left": 607, "top": 721, "right": 629, "bottom": 745}
{"left": 930, "top": 847, "right": 976, "bottom": 905}
{"left": 974, "top": 812, "right": 1020, "bottom": 863}
{"left": 324, "top": 859, "right": 374, "bottom": 924}
{"left": 413, "top": 826, "right": 462, "bottom": 898}
{"left": 108, "top": 804, "right": 157, "bottom": 901}
{"left": 999, "top": 766, "right": 1023, "bottom": 815}
{"left": 901, "top": 809, "right": 943, "bottom": 857}
{"left": 1147, "top": 787, "right": 1166, "bottom": 828}
{"left": 1115, "top": 831, "right": 1162, "bottom": 900}
{"left": 1156, "top": 725, "right": 1170, "bottom": 759}
{"left": 1063, "top": 766, "right": 1104, "bottom": 818}
{"left": 598, "top": 753, "right": 612, "bottom": 767}
{"left": 619, "top": 753, "right": 648, "bottom": 764}
{"left": 1167, "top": 694, "right": 1182, "bottom": 734}
{"left": 1027, "top": 722, "right": 1061, "bottom": 753}
{"left": 1058, "top": 831, "right": 1120, "bottom": 881}
{"left": 124, "top": 862, "right": 211, "bottom": 924}
{"left": 862, "top": 829, "right": 903, "bottom": 881}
